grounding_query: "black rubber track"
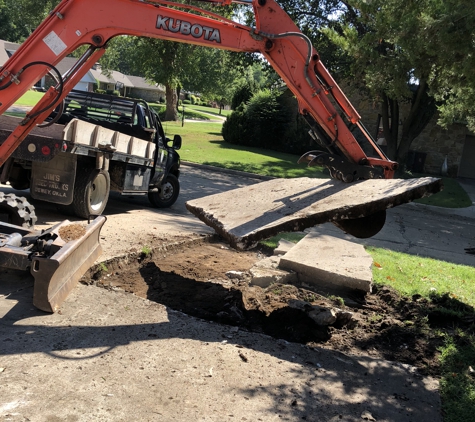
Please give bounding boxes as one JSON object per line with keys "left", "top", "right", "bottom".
{"left": 0, "top": 192, "right": 37, "bottom": 228}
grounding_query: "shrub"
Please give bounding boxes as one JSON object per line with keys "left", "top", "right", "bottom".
{"left": 231, "top": 81, "right": 257, "bottom": 110}
{"left": 182, "top": 99, "right": 191, "bottom": 105}
{"left": 222, "top": 88, "right": 315, "bottom": 154}
{"left": 222, "top": 108, "right": 248, "bottom": 145}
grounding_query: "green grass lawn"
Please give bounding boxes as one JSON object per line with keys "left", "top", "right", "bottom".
{"left": 164, "top": 121, "right": 327, "bottom": 178}
{"left": 14, "top": 90, "right": 44, "bottom": 106}
{"left": 186, "top": 103, "right": 232, "bottom": 117}
{"left": 150, "top": 103, "right": 213, "bottom": 121}
{"left": 414, "top": 175, "right": 472, "bottom": 208}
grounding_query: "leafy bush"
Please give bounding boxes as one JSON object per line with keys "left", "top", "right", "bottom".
{"left": 190, "top": 95, "right": 201, "bottom": 105}
{"left": 222, "top": 88, "right": 315, "bottom": 154}
{"left": 182, "top": 99, "right": 192, "bottom": 105}
{"left": 231, "top": 81, "right": 257, "bottom": 110}
{"left": 222, "top": 108, "right": 248, "bottom": 145}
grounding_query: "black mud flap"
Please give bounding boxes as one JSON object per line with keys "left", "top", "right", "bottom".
{"left": 30, "top": 153, "right": 77, "bottom": 205}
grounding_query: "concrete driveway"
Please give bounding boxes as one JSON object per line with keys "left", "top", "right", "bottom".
{"left": 2, "top": 164, "right": 473, "bottom": 421}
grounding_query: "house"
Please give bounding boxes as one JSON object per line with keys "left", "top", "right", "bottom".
{"left": 90, "top": 66, "right": 134, "bottom": 96}
{"left": 0, "top": 39, "right": 96, "bottom": 92}
{"left": 0, "top": 40, "right": 165, "bottom": 101}
{"left": 126, "top": 75, "right": 165, "bottom": 102}
{"left": 341, "top": 82, "right": 475, "bottom": 179}
{"left": 89, "top": 66, "right": 165, "bottom": 100}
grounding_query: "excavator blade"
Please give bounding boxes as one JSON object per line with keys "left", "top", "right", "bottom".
{"left": 32, "top": 216, "right": 106, "bottom": 312}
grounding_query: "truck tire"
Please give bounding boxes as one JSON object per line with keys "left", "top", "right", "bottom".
{"left": 9, "top": 180, "right": 30, "bottom": 190}
{"left": 0, "top": 192, "right": 37, "bottom": 228}
{"left": 148, "top": 174, "right": 180, "bottom": 208}
{"left": 67, "top": 168, "right": 110, "bottom": 218}
{"left": 8, "top": 164, "right": 30, "bottom": 190}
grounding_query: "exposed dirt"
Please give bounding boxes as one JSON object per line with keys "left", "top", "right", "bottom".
{"left": 58, "top": 223, "right": 86, "bottom": 241}
{"left": 85, "top": 237, "right": 474, "bottom": 378}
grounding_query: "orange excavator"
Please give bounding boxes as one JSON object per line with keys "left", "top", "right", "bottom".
{"left": 0, "top": 0, "right": 401, "bottom": 311}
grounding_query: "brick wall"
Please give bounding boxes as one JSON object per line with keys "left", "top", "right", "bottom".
{"left": 129, "top": 88, "right": 165, "bottom": 103}
{"left": 340, "top": 82, "right": 472, "bottom": 176}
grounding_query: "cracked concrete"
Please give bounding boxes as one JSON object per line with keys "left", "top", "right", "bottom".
{"left": 186, "top": 177, "right": 442, "bottom": 249}
{"left": 248, "top": 231, "right": 373, "bottom": 293}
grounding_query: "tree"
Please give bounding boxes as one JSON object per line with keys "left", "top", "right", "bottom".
{"left": 179, "top": 49, "right": 243, "bottom": 113}
{"left": 318, "top": 0, "right": 475, "bottom": 165}
{"left": 100, "top": 36, "right": 255, "bottom": 120}
{"left": 100, "top": 37, "right": 187, "bottom": 120}
{"left": 0, "top": 0, "right": 59, "bottom": 42}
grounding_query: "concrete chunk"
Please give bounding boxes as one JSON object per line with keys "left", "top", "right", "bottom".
{"left": 186, "top": 177, "right": 442, "bottom": 250}
{"left": 249, "top": 256, "right": 297, "bottom": 287}
{"left": 274, "top": 238, "right": 297, "bottom": 255}
{"left": 279, "top": 231, "right": 373, "bottom": 292}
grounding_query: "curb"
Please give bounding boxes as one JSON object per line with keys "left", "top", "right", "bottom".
{"left": 181, "top": 161, "right": 275, "bottom": 181}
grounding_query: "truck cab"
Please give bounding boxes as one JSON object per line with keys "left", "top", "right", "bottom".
{"left": 4, "top": 90, "right": 182, "bottom": 218}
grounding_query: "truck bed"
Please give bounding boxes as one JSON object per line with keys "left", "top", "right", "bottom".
{"left": 0, "top": 115, "right": 155, "bottom": 160}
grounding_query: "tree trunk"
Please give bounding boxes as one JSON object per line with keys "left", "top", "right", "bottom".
{"left": 396, "top": 81, "right": 436, "bottom": 167}
{"left": 381, "top": 83, "right": 436, "bottom": 169}
{"left": 164, "top": 84, "right": 178, "bottom": 121}
{"left": 381, "top": 93, "right": 399, "bottom": 160}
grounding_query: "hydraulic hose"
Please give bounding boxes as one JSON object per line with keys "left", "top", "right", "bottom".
{"left": 17, "top": 61, "right": 64, "bottom": 121}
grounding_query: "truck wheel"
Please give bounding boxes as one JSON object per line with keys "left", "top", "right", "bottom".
{"left": 8, "top": 165, "right": 30, "bottom": 190}
{"left": 70, "top": 168, "right": 110, "bottom": 218}
{"left": 0, "top": 192, "right": 37, "bottom": 228}
{"left": 9, "top": 180, "right": 30, "bottom": 190}
{"left": 148, "top": 174, "right": 180, "bottom": 208}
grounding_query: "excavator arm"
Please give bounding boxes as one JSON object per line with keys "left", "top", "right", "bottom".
{"left": 0, "top": 0, "right": 397, "bottom": 180}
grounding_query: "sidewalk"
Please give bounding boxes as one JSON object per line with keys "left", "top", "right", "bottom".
{"left": 408, "top": 177, "right": 475, "bottom": 219}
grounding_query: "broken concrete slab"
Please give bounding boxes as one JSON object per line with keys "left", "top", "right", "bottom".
{"left": 274, "top": 238, "right": 296, "bottom": 255}
{"left": 279, "top": 231, "right": 373, "bottom": 292}
{"left": 186, "top": 177, "right": 442, "bottom": 250}
{"left": 249, "top": 255, "right": 297, "bottom": 287}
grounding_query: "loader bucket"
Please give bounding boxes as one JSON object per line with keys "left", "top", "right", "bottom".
{"left": 32, "top": 216, "right": 106, "bottom": 312}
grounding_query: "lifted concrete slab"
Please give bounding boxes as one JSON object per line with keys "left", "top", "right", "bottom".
{"left": 279, "top": 231, "right": 373, "bottom": 292}
{"left": 186, "top": 177, "right": 442, "bottom": 250}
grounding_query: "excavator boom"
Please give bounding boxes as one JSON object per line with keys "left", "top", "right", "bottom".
{"left": 0, "top": 0, "right": 396, "bottom": 177}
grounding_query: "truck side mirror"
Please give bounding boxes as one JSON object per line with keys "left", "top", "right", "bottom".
{"left": 172, "top": 134, "right": 182, "bottom": 150}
